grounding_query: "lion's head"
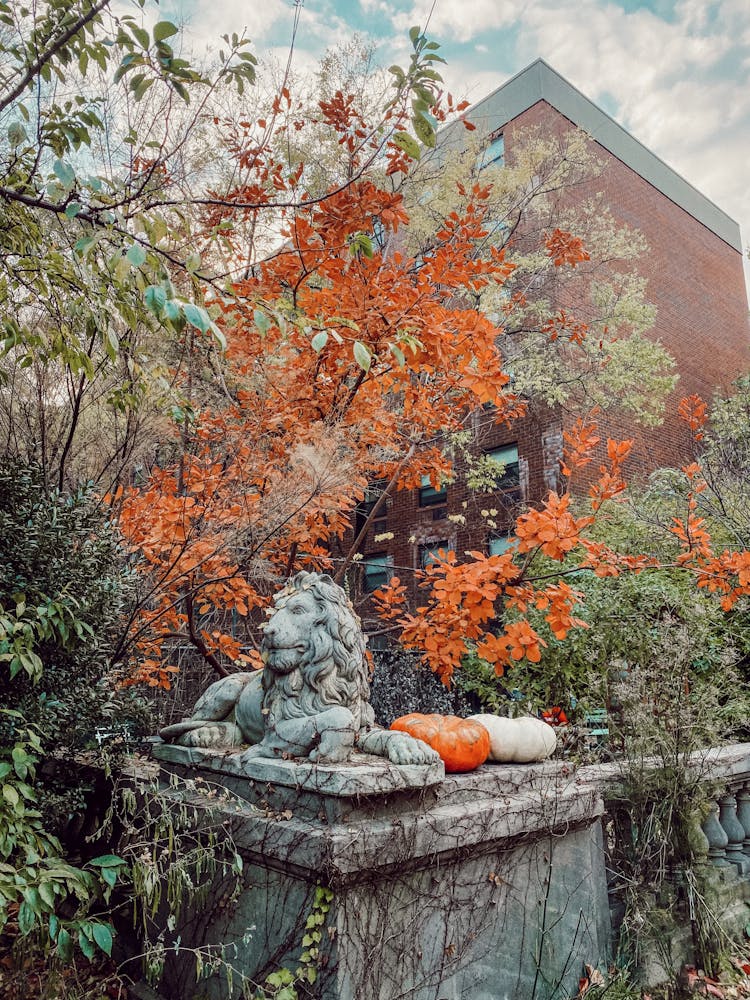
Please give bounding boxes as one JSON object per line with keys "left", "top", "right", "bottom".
{"left": 259, "top": 571, "right": 375, "bottom": 731}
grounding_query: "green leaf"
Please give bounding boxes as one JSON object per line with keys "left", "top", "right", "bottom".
{"left": 132, "top": 76, "right": 155, "bottom": 102}
{"left": 64, "top": 202, "right": 83, "bottom": 218}
{"left": 350, "top": 233, "right": 374, "bottom": 258}
{"left": 88, "top": 855, "right": 125, "bottom": 868}
{"left": 104, "top": 328, "right": 119, "bottom": 358}
{"left": 2, "top": 784, "right": 19, "bottom": 806}
{"left": 409, "top": 25, "right": 421, "bottom": 43}
{"left": 145, "top": 285, "right": 167, "bottom": 314}
{"left": 38, "top": 881, "right": 56, "bottom": 908}
{"left": 209, "top": 323, "right": 227, "bottom": 351}
{"left": 101, "top": 867, "right": 117, "bottom": 888}
{"left": 311, "top": 331, "right": 328, "bottom": 352}
{"left": 171, "top": 80, "right": 190, "bottom": 103}
{"left": 74, "top": 235, "right": 96, "bottom": 257}
{"left": 182, "top": 303, "right": 210, "bottom": 333}
{"left": 91, "top": 922, "right": 113, "bottom": 956}
{"left": 7, "top": 122, "right": 27, "bottom": 148}
{"left": 11, "top": 746, "right": 28, "bottom": 779}
{"left": 353, "top": 341, "right": 372, "bottom": 372}
{"left": 389, "top": 343, "right": 406, "bottom": 368}
{"left": 129, "top": 24, "right": 150, "bottom": 49}
{"left": 413, "top": 113, "right": 436, "bottom": 149}
{"left": 56, "top": 927, "right": 72, "bottom": 961}
{"left": 153, "top": 20, "right": 178, "bottom": 42}
{"left": 392, "top": 132, "right": 421, "bottom": 161}
{"left": 164, "top": 300, "right": 181, "bottom": 322}
{"left": 17, "top": 901, "right": 35, "bottom": 935}
{"left": 126, "top": 244, "right": 147, "bottom": 267}
{"left": 53, "top": 159, "right": 75, "bottom": 190}
{"left": 254, "top": 309, "right": 270, "bottom": 336}
{"left": 78, "top": 927, "right": 96, "bottom": 960}
{"left": 266, "top": 968, "right": 294, "bottom": 987}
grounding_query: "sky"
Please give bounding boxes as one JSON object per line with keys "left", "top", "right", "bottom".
{"left": 158, "top": 0, "right": 750, "bottom": 292}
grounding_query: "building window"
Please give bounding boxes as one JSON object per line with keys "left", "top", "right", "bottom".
{"left": 419, "top": 474, "right": 447, "bottom": 508}
{"left": 488, "top": 533, "right": 514, "bottom": 556}
{"left": 486, "top": 444, "right": 520, "bottom": 491}
{"left": 355, "top": 481, "right": 387, "bottom": 535}
{"left": 479, "top": 133, "right": 504, "bottom": 170}
{"left": 419, "top": 540, "right": 449, "bottom": 569}
{"left": 362, "top": 552, "right": 393, "bottom": 593}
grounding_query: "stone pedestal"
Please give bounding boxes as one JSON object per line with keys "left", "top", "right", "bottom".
{"left": 150, "top": 743, "right": 611, "bottom": 1000}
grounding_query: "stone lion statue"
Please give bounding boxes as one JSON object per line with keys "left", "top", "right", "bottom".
{"left": 159, "top": 571, "right": 439, "bottom": 767}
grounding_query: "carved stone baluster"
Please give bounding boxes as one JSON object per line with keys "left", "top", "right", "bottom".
{"left": 702, "top": 800, "right": 732, "bottom": 868}
{"left": 687, "top": 808, "right": 710, "bottom": 859}
{"left": 736, "top": 787, "right": 750, "bottom": 860}
{"left": 719, "top": 793, "right": 750, "bottom": 874}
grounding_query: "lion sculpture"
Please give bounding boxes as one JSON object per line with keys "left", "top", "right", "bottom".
{"left": 159, "top": 571, "right": 440, "bottom": 767}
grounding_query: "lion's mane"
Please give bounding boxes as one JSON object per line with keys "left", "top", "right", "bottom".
{"left": 260, "top": 572, "right": 375, "bottom": 732}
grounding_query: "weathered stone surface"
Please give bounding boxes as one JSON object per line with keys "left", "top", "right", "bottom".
{"left": 151, "top": 750, "right": 610, "bottom": 1000}
{"left": 146, "top": 742, "right": 750, "bottom": 1000}
{"left": 153, "top": 742, "right": 444, "bottom": 798}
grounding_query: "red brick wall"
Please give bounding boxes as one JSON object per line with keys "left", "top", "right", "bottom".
{"left": 506, "top": 101, "right": 750, "bottom": 483}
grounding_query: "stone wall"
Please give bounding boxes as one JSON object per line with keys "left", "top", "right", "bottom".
{"left": 151, "top": 746, "right": 611, "bottom": 1000}
{"left": 147, "top": 743, "right": 750, "bottom": 1000}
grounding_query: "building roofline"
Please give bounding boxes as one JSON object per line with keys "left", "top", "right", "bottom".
{"left": 443, "top": 58, "right": 741, "bottom": 252}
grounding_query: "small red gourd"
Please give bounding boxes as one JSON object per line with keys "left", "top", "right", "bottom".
{"left": 390, "top": 713, "right": 490, "bottom": 773}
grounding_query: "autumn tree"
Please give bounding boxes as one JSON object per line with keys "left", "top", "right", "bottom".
{"left": 94, "top": 20, "right": 687, "bottom": 694}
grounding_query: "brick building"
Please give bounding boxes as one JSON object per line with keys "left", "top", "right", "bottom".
{"left": 344, "top": 60, "right": 749, "bottom": 620}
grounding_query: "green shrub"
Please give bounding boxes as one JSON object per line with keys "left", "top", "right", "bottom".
{"left": 0, "top": 461, "right": 146, "bottom": 962}
{"left": 0, "top": 462, "right": 150, "bottom": 774}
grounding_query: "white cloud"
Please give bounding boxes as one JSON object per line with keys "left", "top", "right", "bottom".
{"left": 359, "top": 0, "right": 396, "bottom": 13}
{"left": 510, "top": 0, "right": 750, "bottom": 281}
{"left": 168, "top": 0, "right": 290, "bottom": 55}
{"left": 392, "top": 0, "right": 517, "bottom": 44}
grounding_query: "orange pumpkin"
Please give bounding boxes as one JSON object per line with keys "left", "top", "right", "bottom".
{"left": 390, "top": 713, "right": 490, "bottom": 773}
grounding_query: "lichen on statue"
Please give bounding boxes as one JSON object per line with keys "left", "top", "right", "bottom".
{"left": 159, "top": 571, "right": 440, "bottom": 768}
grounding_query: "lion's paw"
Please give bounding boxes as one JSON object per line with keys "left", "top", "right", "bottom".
{"left": 239, "top": 742, "right": 278, "bottom": 763}
{"left": 178, "top": 723, "right": 241, "bottom": 748}
{"left": 385, "top": 732, "right": 442, "bottom": 766}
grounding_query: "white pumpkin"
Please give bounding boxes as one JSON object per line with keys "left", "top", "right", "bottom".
{"left": 468, "top": 714, "right": 557, "bottom": 763}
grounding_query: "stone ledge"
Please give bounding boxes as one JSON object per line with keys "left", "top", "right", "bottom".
{"left": 153, "top": 749, "right": 604, "bottom": 878}
{"left": 152, "top": 741, "right": 445, "bottom": 796}
{"left": 576, "top": 743, "right": 750, "bottom": 795}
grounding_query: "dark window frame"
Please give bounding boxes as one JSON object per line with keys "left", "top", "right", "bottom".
{"left": 479, "top": 132, "right": 505, "bottom": 170}
{"left": 485, "top": 443, "right": 520, "bottom": 492}
{"left": 418, "top": 473, "right": 448, "bottom": 508}
{"left": 362, "top": 552, "right": 394, "bottom": 593}
{"left": 419, "top": 540, "right": 450, "bottom": 569}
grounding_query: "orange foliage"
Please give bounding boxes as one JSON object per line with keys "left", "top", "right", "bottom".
{"left": 561, "top": 414, "right": 601, "bottom": 477}
{"left": 678, "top": 394, "right": 708, "bottom": 440}
{"left": 589, "top": 439, "right": 633, "bottom": 511}
{"left": 545, "top": 228, "right": 591, "bottom": 268}
{"left": 515, "top": 493, "right": 594, "bottom": 559}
